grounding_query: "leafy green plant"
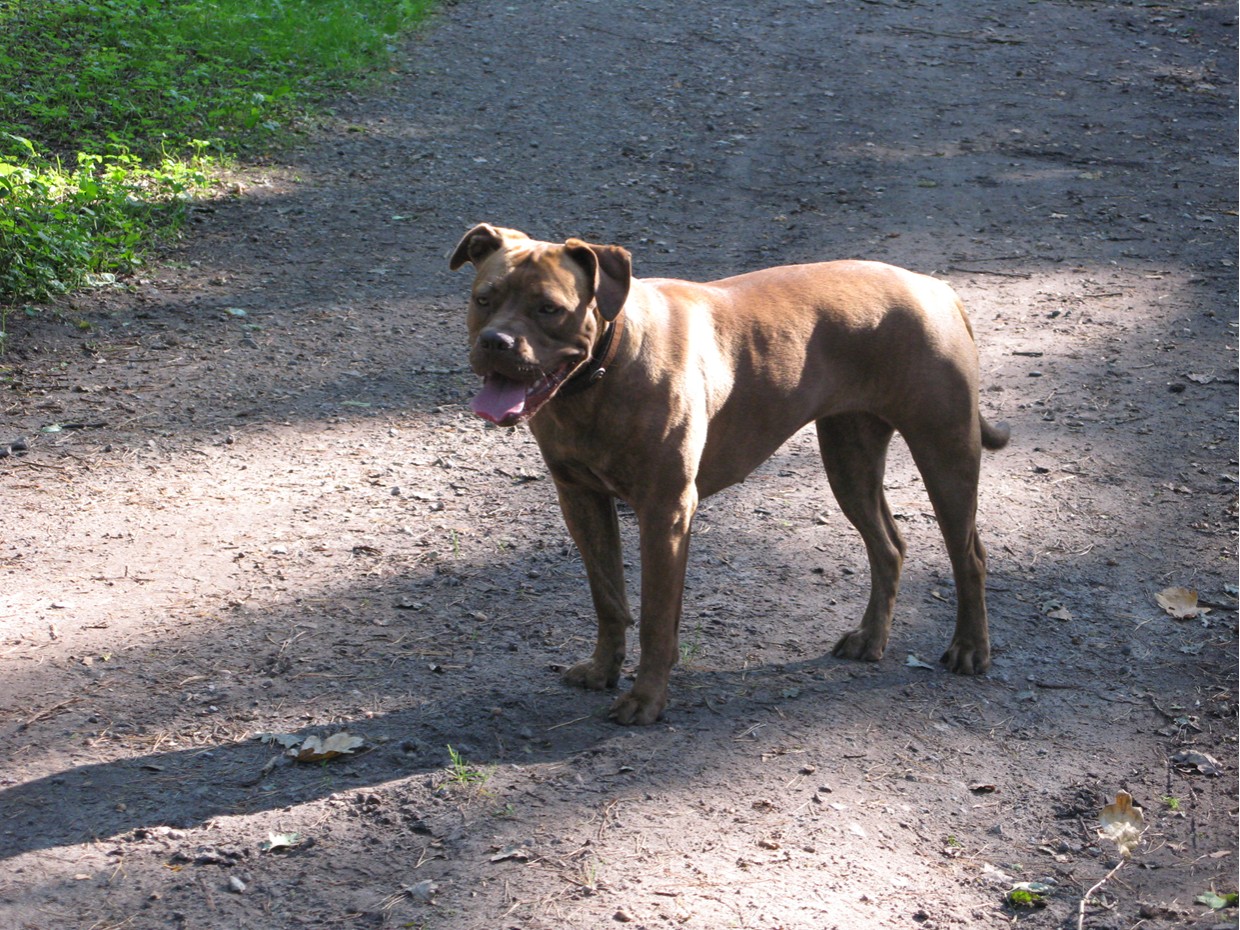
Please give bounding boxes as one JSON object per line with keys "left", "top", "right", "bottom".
{"left": 0, "top": 133, "right": 210, "bottom": 301}
{"left": 0, "top": 0, "right": 434, "bottom": 306}
{"left": 1197, "top": 891, "right": 1238, "bottom": 910}
{"left": 1006, "top": 887, "right": 1046, "bottom": 909}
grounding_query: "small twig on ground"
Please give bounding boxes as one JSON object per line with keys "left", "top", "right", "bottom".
{"left": 546, "top": 713, "right": 592, "bottom": 731}
{"left": 1078, "top": 859, "right": 1125, "bottom": 930}
{"left": 10, "top": 459, "right": 68, "bottom": 471}
{"left": 893, "top": 25, "right": 1025, "bottom": 44}
{"left": 948, "top": 266, "right": 1034, "bottom": 278}
{"left": 18, "top": 696, "right": 82, "bottom": 731}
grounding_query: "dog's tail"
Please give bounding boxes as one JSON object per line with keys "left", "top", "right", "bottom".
{"left": 980, "top": 417, "right": 1011, "bottom": 451}
{"left": 953, "top": 295, "right": 1011, "bottom": 453}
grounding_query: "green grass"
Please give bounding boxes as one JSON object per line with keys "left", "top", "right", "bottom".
{"left": 0, "top": 0, "right": 434, "bottom": 309}
{"left": 445, "top": 745, "right": 492, "bottom": 790}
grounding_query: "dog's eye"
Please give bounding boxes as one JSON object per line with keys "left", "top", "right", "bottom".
{"left": 538, "top": 302, "right": 564, "bottom": 316}
{"left": 474, "top": 294, "right": 490, "bottom": 308}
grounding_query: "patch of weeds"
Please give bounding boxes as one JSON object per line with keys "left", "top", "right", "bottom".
{"left": 445, "top": 744, "right": 491, "bottom": 790}
{"left": 1161, "top": 795, "right": 1181, "bottom": 811}
{"left": 567, "top": 856, "right": 604, "bottom": 894}
{"left": 679, "top": 620, "right": 703, "bottom": 664}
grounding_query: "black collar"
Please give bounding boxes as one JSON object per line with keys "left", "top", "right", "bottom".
{"left": 557, "top": 312, "right": 624, "bottom": 398}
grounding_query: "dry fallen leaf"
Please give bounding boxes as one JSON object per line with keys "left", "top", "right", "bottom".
{"left": 1040, "top": 599, "right": 1073, "bottom": 621}
{"left": 404, "top": 879, "right": 437, "bottom": 903}
{"left": 1155, "top": 586, "right": 1210, "bottom": 619}
{"left": 259, "top": 733, "right": 304, "bottom": 750}
{"left": 1098, "top": 791, "right": 1145, "bottom": 857}
{"left": 489, "top": 845, "right": 531, "bottom": 863}
{"left": 293, "top": 732, "right": 365, "bottom": 763}
{"left": 259, "top": 831, "right": 301, "bottom": 853}
{"left": 1170, "top": 749, "right": 1224, "bottom": 777}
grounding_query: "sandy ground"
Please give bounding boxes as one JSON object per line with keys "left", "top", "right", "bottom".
{"left": 1, "top": 1, "right": 1237, "bottom": 928}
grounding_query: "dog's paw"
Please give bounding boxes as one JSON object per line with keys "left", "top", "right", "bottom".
{"left": 608, "top": 690, "right": 666, "bottom": 726}
{"left": 940, "top": 639, "right": 990, "bottom": 675}
{"left": 831, "top": 628, "right": 886, "bottom": 663}
{"left": 563, "top": 658, "right": 621, "bottom": 691}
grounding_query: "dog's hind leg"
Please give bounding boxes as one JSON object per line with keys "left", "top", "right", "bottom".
{"left": 903, "top": 419, "right": 992, "bottom": 675}
{"left": 817, "top": 412, "right": 907, "bottom": 663}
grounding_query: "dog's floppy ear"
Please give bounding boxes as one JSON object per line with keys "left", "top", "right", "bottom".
{"left": 564, "top": 238, "right": 632, "bottom": 321}
{"left": 449, "top": 223, "right": 507, "bottom": 270}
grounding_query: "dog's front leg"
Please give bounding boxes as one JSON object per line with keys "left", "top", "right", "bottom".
{"left": 609, "top": 492, "right": 698, "bottom": 725}
{"left": 556, "top": 482, "right": 632, "bottom": 691}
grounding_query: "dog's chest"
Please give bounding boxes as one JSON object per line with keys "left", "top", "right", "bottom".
{"left": 532, "top": 416, "right": 631, "bottom": 498}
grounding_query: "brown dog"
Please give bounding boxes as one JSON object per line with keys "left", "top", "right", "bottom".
{"left": 451, "top": 224, "right": 1009, "bottom": 725}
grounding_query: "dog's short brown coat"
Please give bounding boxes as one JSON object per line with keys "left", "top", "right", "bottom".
{"left": 452, "top": 224, "right": 1009, "bottom": 725}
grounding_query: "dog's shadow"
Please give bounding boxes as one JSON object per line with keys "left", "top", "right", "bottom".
{"left": 0, "top": 646, "right": 950, "bottom": 863}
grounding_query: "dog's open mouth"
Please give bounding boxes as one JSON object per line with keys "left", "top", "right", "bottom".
{"left": 471, "top": 365, "right": 572, "bottom": 426}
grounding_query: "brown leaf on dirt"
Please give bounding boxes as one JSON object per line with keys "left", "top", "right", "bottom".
{"left": 1040, "top": 599, "right": 1073, "bottom": 621}
{"left": 259, "top": 733, "right": 304, "bottom": 749}
{"left": 293, "top": 732, "right": 366, "bottom": 763}
{"left": 404, "top": 879, "right": 438, "bottom": 903}
{"left": 1099, "top": 791, "right": 1145, "bottom": 858}
{"left": 258, "top": 831, "right": 301, "bottom": 853}
{"left": 489, "top": 845, "right": 531, "bottom": 863}
{"left": 1170, "top": 750, "right": 1224, "bottom": 777}
{"left": 1155, "top": 586, "right": 1210, "bottom": 619}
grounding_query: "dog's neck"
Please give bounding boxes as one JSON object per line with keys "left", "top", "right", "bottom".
{"left": 557, "top": 309, "right": 625, "bottom": 398}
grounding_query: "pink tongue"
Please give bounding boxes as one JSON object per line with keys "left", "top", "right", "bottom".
{"left": 471, "top": 376, "right": 528, "bottom": 424}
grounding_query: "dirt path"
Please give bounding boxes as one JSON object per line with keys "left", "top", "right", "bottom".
{"left": 2, "top": 1, "right": 1236, "bottom": 928}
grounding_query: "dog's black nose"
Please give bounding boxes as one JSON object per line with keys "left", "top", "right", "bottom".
{"left": 478, "top": 328, "right": 516, "bottom": 352}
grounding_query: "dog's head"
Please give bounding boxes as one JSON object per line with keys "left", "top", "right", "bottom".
{"left": 450, "top": 224, "right": 631, "bottom": 426}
